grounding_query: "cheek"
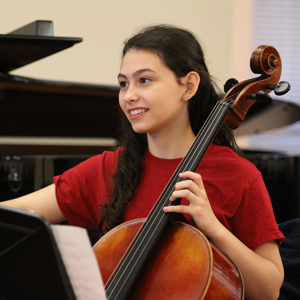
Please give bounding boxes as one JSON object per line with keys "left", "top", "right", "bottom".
{"left": 118, "top": 95, "right": 126, "bottom": 113}
{"left": 118, "top": 96, "right": 131, "bottom": 122}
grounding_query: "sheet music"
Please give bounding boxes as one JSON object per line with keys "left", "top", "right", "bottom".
{"left": 51, "top": 224, "right": 107, "bottom": 300}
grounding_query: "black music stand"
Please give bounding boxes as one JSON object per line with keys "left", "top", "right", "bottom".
{"left": 0, "top": 205, "right": 76, "bottom": 300}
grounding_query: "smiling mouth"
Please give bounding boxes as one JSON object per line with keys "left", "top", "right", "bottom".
{"left": 129, "top": 108, "right": 148, "bottom": 116}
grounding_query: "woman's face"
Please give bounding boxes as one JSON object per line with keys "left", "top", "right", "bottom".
{"left": 118, "top": 49, "right": 189, "bottom": 137}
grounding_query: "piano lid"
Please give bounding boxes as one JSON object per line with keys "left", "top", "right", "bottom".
{"left": 237, "top": 121, "right": 300, "bottom": 155}
{"left": 0, "top": 20, "right": 82, "bottom": 73}
{"left": 236, "top": 99, "right": 300, "bottom": 155}
{"left": 0, "top": 21, "right": 119, "bottom": 156}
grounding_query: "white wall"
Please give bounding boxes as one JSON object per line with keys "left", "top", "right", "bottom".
{"left": 0, "top": 0, "right": 254, "bottom": 91}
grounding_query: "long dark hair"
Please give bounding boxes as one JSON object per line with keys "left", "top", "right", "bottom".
{"left": 98, "top": 25, "right": 239, "bottom": 235}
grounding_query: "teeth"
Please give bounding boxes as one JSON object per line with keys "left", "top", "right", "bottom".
{"left": 130, "top": 109, "right": 146, "bottom": 116}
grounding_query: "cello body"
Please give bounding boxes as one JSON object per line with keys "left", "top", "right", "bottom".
{"left": 93, "top": 218, "right": 244, "bottom": 300}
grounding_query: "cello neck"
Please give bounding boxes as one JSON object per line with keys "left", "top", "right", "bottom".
{"left": 105, "top": 99, "right": 232, "bottom": 300}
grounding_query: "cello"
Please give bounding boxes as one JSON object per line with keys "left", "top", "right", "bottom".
{"left": 93, "top": 45, "right": 290, "bottom": 300}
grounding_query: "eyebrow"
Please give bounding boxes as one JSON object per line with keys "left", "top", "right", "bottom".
{"left": 117, "top": 68, "right": 155, "bottom": 80}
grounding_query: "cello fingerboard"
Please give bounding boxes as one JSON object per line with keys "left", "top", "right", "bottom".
{"left": 105, "top": 100, "right": 232, "bottom": 300}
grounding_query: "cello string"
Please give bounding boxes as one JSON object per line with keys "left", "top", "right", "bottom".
{"left": 149, "top": 99, "right": 226, "bottom": 216}
{"left": 115, "top": 100, "right": 231, "bottom": 284}
{"left": 146, "top": 101, "right": 230, "bottom": 243}
{"left": 106, "top": 103, "right": 224, "bottom": 298}
{"left": 161, "top": 100, "right": 228, "bottom": 207}
{"left": 180, "top": 102, "right": 231, "bottom": 172}
{"left": 136, "top": 90, "right": 251, "bottom": 286}
{"left": 107, "top": 96, "right": 236, "bottom": 298}
{"left": 124, "top": 102, "right": 230, "bottom": 286}
{"left": 107, "top": 43, "right": 283, "bottom": 298}
{"left": 149, "top": 100, "right": 231, "bottom": 234}
{"left": 125, "top": 85, "right": 263, "bottom": 292}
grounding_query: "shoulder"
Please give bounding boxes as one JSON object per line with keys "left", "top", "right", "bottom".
{"left": 200, "top": 143, "right": 263, "bottom": 195}
{"left": 92, "top": 146, "right": 122, "bottom": 162}
{"left": 95, "top": 147, "right": 122, "bottom": 166}
{"left": 205, "top": 144, "right": 260, "bottom": 174}
{"left": 54, "top": 147, "right": 123, "bottom": 228}
{"left": 76, "top": 147, "right": 122, "bottom": 170}
{"left": 54, "top": 147, "right": 122, "bottom": 183}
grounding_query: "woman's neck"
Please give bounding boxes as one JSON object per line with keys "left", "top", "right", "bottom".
{"left": 147, "top": 126, "right": 195, "bottom": 159}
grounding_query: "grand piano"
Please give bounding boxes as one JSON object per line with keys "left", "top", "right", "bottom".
{"left": 0, "top": 21, "right": 299, "bottom": 224}
{"left": 0, "top": 21, "right": 119, "bottom": 201}
{"left": 235, "top": 100, "right": 300, "bottom": 223}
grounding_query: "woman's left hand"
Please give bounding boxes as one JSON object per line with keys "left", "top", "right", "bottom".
{"left": 164, "top": 171, "right": 284, "bottom": 300}
{"left": 163, "top": 171, "right": 222, "bottom": 238}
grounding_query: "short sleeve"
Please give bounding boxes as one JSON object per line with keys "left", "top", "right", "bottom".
{"left": 231, "top": 174, "right": 284, "bottom": 250}
{"left": 53, "top": 149, "right": 120, "bottom": 229}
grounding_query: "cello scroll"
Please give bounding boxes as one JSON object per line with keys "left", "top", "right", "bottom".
{"left": 223, "top": 45, "right": 290, "bottom": 130}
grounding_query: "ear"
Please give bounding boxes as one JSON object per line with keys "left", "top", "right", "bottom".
{"left": 182, "top": 71, "right": 200, "bottom": 101}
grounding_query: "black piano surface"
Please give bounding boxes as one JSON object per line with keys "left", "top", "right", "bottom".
{"left": 0, "top": 27, "right": 120, "bottom": 156}
{"left": 0, "top": 73, "right": 120, "bottom": 155}
{"left": 0, "top": 33, "right": 82, "bottom": 73}
{"left": 0, "top": 23, "right": 120, "bottom": 205}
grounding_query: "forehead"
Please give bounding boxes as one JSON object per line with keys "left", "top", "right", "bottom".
{"left": 120, "top": 49, "right": 166, "bottom": 72}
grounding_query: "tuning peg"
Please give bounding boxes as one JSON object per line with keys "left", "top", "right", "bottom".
{"left": 224, "top": 78, "right": 239, "bottom": 93}
{"left": 265, "top": 81, "right": 291, "bottom": 96}
{"left": 248, "top": 91, "right": 272, "bottom": 104}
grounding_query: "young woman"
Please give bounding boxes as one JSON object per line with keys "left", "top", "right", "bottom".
{"left": 2, "top": 25, "right": 284, "bottom": 300}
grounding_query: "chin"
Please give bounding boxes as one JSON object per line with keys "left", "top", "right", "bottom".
{"left": 132, "top": 127, "right": 147, "bottom": 134}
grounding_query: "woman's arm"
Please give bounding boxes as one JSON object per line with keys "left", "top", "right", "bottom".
{"left": 1, "top": 184, "right": 66, "bottom": 224}
{"left": 209, "top": 222, "right": 283, "bottom": 300}
{"left": 163, "top": 171, "right": 284, "bottom": 300}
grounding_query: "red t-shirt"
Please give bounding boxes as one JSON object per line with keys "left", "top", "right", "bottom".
{"left": 54, "top": 144, "right": 284, "bottom": 251}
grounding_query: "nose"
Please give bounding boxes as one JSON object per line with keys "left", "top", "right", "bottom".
{"left": 123, "top": 85, "right": 139, "bottom": 103}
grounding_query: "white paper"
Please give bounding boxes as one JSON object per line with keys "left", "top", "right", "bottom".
{"left": 51, "top": 224, "right": 107, "bottom": 300}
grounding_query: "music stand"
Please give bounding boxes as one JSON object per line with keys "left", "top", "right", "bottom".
{"left": 0, "top": 205, "right": 76, "bottom": 300}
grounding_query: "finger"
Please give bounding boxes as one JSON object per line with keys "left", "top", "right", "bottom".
{"left": 179, "top": 171, "right": 207, "bottom": 195}
{"left": 171, "top": 177, "right": 205, "bottom": 200}
{"left": 163, "top": 204, "right": 192, "bottom": 214}
{"left": 179, "top": 171, "right": 204, "bottom": 188}
{"left": 170, "top": 188, "right": 199, "bottom": 203}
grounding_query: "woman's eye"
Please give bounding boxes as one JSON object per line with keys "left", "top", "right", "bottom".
{"left": 140, "top": 77, "right": 150, "bottom": 84}
{"left": 119, "top": 81, "right": 128, "bottom": 88}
